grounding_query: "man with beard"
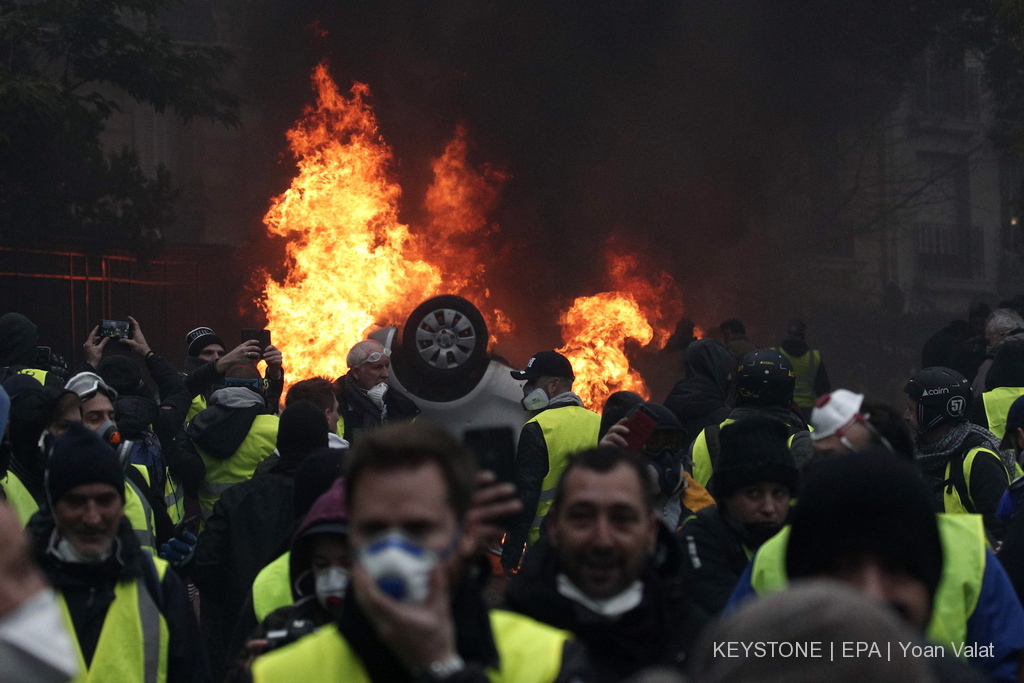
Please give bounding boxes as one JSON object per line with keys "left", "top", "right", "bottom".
{"left": 505, "top": 447, "right": 706, "bottom": 681}
{"left": 679, "top": 417, "right": 798, "bottom": 615}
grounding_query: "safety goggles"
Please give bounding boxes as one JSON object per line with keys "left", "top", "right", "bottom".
{"left": 834, "top": 413, "right": 896, "bottom": 456}
{"left": 64, "top": 372, "right": 118, "bottom": 401}
{"left": 362, "top": 348, "right": 392, "bottom": 365}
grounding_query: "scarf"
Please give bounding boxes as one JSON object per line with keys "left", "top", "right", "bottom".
{"left": 914, "top": 421, "right": 1015, "bottom": 475}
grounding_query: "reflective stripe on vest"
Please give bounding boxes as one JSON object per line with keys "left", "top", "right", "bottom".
{"left": 197, "top": 413, "right": 279, "bottom": 521}
{"left": 17, "top": 367, "right": 49, "bottom": 385}
{"left": 163, "top": 472, "right": 184, "bottom": 526}
{"left": 57, "top": 557, "right": 170, "bottom": 682}
{"left": 691, "top": 418, "right": 805, "bottom": 489}
{"left": 750, "top": 514, "right": 987, "bottom": 649}
{"left": 982, "top": 387, "right": 1024, "bottom": 440}
{"left": 253, "top": 551, "right": 292, "bottom": 622}
{"left": 526, "top": 406, "right": 601, "bottom": 545}
{"left": 125, "top": 468, "right": 157, "bottom": 555}
{"left": 943, "top": 448, "right": 1010, "bottom": 516}
{"left": 775, "top": 347, "right": 819, "bottom": 408}
{"left": 251, "top": 609, "right": 570, "bottom": 683}
{"left": 1, "top": 471, "right": 40, "bottom": 527}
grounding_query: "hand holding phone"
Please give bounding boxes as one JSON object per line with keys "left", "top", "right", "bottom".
{"left": 241, "top": 328, "right": 272, "bottom": 352}
{"left": 622, "top": 404, "right": 660, "bottom": 451}
{"left": 97, "top": 319, "right": 134, "bottom": 340}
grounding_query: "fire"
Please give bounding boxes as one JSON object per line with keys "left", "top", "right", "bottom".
{"left": 558, "top": 242, "right": 685, "bottom": 409}
{"left": 257, "top": 63, "right": 508, "bottom": 382}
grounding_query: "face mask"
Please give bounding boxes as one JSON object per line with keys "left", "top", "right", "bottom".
{"left": 314, "top": 566, "right": 349, "bottom": 611}
{"left": 522, "top": 386, "right": 549, "bottom": 411}
{"left": 646, "top": 448, "right": 684, "bottom": 498}
{"left": 356, "top": 529, "right": 438, "bottom": 605}
{"left": 367, "top": 382, "right": 389, "bottom": 410}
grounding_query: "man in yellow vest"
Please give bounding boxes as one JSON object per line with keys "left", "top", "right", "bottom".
{"left": 27, "top": 423, "right": 210, "bottom": 682}
{"left": 971, "top": 337, "right": 1024, "bottom": 439}
{"left": 502, "top": 351, "right": 601, "bottom": 575}
{"left": 774, "top": 319, "right": 830, "bottom": 421}
{"left": 247, "top": 421, "right": 586, "bottom": 682}
{"left": 726, "top": 453, "right": 1024, "bottom": 683}
{"left": 905, "top": 366, "right": 1011, "bottom": 542}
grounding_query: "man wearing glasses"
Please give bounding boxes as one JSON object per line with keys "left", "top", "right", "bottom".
{"left": 335, "top": 340, "right": 419, "bottom": 444}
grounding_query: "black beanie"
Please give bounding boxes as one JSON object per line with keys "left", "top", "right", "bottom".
{"left": 293, "top": 446, "right": 344, "bottom": 520}
{"left": 97, "top": 356, "right": 148, "bottom": 398}
{"left": 277, "top": 400, "right": 329, "bottom": 463}
{"left": 46, "top": 422, "right": 125, "bottom": 506}
{"left": 186, "top": 326, "right": 225, "bottom": 358}
{"left": 786, "top": 453, "right": 944, "bottom": 601}
{"left": 713, "top": 416, "right": 799, "bottom": 499}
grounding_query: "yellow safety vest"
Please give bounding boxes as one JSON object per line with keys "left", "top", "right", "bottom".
{"left": 942, "top": 447, "right": 1010, "bottom": 516}
{"left": 251, "top": 609, "right": 570, "bottom": 683}
{"left": 775, "top": 347, "right": 821, "bottom": 409}
{"left": 15, "top": 367, "right": 50, "bottom": 385}
{"left": 1, "top": 470, "right": 40, "bottom": 527}
{"left": 125, "top": 466, "right": 158, "bottom": 556}
{"left": 253, "top": 551, "right": 293, "bottom": 622}
{"left": 197, "top": 414, "right": 279, "bottom": 521}
{"left": 186, "top": 394, "right": 207, "bottom": 423}
{"left": 57, "top": 556, "right": 170, "bottom": 683}
{"left": 982, "top": 387, "right": 1024, "bottom": 440}
{"left": 691, "top": 418, "right": 807, "bottom": 489}
{"left": 525, "top": 406, "right": 601, "bottom": 544}
{"left": 750, "top": 514, "right": 986, "bottom": 649}
{"left": 163, "top": 471, "right": 184, "bottom": 526}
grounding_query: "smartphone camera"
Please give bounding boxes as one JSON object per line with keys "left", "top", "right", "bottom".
{"left": 98, "top": 319, "right": 133, "bottom": 340}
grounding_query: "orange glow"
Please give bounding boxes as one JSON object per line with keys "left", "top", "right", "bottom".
{"left": 257, "top": 63, "right": 509, "bottom": 382}
{"left": 557, "top": 242, "right": 685, "bottom": 409}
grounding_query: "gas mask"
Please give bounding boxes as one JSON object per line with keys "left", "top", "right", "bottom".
{"left": 521, "top": 384, "right": 550, "bottom": 412}
{"left": 367, "top": 382, "right": 389, "bottom": 411}
{"left": 314, "top": 566, "right": 349, "bottom": 611}
{"left": 355, "top": 528, "right": 463, "bottom": 605}
{"left": 95, "top": 420, "right": 133, "bottom": 469}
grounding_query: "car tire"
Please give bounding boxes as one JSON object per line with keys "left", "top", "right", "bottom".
{"left": 398, "top": 295, "right": 489, "bottom": 401}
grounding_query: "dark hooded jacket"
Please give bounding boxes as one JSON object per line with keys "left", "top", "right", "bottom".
{"left": 0, "top": 313, "right": 62, "bottom": 388}
{"left": 27, "top": 513, "right": 210, "bottom": 682}
{"left": 336, "top": 374, "right": 420, "bottom": 444}
{"left": 504, "top": 526, "right": 707, "bottom": 681}
{"left": 193, "top": 401, "right": 328, "bottom": 678}
{"left": 664, "top": 339, "right": 734, "bottom": 444}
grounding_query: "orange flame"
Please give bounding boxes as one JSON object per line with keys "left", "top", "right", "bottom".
{"left": 557, "top": 242, "right": 685, "bottom": 409}
{"left": 257, "top": 63, "right": 508, "bottom": 382}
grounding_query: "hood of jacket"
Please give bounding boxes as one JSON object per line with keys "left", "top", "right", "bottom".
{"left": 186, "top": 387, "right": 266, "bottom": 460}
{"left": 684, "top": 339, "right": 734, "bottom": 394}
{"left": 0, "top": 313, "right": 38, "bottom": 368}
{"left": 289, "top": 479, "right": 348, "bottom": 599}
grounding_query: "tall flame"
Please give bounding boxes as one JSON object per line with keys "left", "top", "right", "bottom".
{"left": 558, "top": 241, "right": 685, "bottom": 409}
{"left": 258, "top": 63, "right": 508, "bottom": 382}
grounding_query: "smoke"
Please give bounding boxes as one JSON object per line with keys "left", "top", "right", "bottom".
{"left": 226, "top": 0, "right": 957, "bottom": 398}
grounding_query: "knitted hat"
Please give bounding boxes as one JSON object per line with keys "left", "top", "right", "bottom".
{"left": 713, "top": 416, "right": 799, "bottom": 499}
{"left": 277, "top": 400, "right": 329, "bottom": 463}
{"left": 786, "top": 453, "right": 943, "bottom": 601}
{"left": 810, "top": 389, "right": 864, "bottom": 441}
{"left": 186, "top": 326, "right": 225, "bottom": 358}
{"left": 1005, "top": 394, "right": 1024, "bottom": 437}
{"left": 45, "top": 422, "right": 125, "bottom": 506}
{"left": 96, "top": 355, "right": 146, "bottom": 398}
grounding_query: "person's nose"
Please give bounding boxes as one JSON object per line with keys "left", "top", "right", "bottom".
{"left": 849, "top": 562, "right": 888, "bottom": 602}
{"left": 82, "top": 501, "right": 102, "bottom": 526}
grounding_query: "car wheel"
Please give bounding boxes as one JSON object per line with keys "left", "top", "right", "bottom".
{"left": 398, "top": 295, "right": 489, "bottom": 401}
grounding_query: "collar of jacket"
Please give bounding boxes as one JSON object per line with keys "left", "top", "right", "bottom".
{"left": 28, "top": 515, "right": 147, "bottom": 586}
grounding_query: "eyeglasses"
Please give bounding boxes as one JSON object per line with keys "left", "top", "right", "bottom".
{"left": 362, "top": 348, "right": 392, "bottom": 365}
{"left": 65, "top": 372, "right": 117, "bottom": 401}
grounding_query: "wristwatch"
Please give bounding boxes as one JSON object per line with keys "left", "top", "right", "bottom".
{"left": 414, "top": 654, "right": 466, "bottom": 681}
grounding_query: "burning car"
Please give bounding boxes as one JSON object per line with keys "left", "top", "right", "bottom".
{"left": 367, "top": 294, "right": 530, "bottom": 441}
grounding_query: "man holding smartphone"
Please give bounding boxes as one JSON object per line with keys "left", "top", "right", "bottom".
{"left": 502, "top": 351, "right": 600, "bottom": 576}
{"left": 183, "top": 326, "right": 285, "bottom": 419}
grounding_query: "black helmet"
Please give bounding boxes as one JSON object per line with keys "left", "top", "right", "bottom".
{"left": 736, "top": 349, "right": 796, "bottom": 407}
{"left": 904, "top": 367, "right": 971, "bottom": 434}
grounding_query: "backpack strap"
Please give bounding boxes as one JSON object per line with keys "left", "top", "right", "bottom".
{"left": 140, "top": 550, "right": 166, "bottom": 614}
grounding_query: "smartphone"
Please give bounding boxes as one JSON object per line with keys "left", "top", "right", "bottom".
{"left": 242, "top": 328, "right": 272, "bottom": 349}
{"left": 35, "top": 346, "right": 51, "bottom": 369}
{"left": 622, "top": 404, "right": 660, "bottom": 451}
{"left": 464, "top": 426, "right": 518, "bottom": 529}
{"left": 98, "top": 319, "right": 133, "bottom": 340}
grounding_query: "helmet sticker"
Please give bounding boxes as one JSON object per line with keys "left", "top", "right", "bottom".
{"left": 947, "top": 396, "right": 966, "bottom": 417}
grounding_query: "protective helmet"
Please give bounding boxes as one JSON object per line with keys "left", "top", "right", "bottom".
{"left": 735, "top": 349, "right": 796, "bottom": 407}
{"left": 903, "top": 367, "right": 971, "bottom": 434}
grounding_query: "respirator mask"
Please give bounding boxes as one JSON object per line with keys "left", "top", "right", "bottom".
{"left": 367, "top": 382, "right": 389, "bottom": 411}
{"left": 356, "top": 528, "right": 459, "bottom": 605}
{"left": 314, "top": 566, "right": 349, "bottom": 611}
{"left": 521, "top": 382, "right": 550, "bottom": 412}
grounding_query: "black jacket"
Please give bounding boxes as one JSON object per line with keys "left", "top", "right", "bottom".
{"left": 28, "top": 513, "right": 210, "bottom": 683}
{"left": 504, "top": 527, "right": 707, "bottom": 681}
{"left": 664, "top": 339, "right": 735, "bottom": 445}
{"left": 336, "top": 374, "right": 420, "bottom": 444}
{"left": 678, "top": 505, "right": 758, "bottom": 616}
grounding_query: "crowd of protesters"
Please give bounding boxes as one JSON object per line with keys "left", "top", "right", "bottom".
{"left": 4, "top": 306, "right": 1024, "bottom": 682}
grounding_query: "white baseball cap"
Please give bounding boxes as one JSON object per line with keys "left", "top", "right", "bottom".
{"left": 810, "top": 389, "right": 865, "bottom": 441}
